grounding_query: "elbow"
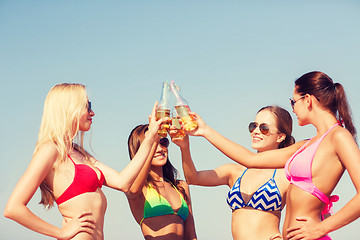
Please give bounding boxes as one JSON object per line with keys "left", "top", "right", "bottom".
{"left": 185, "top": 176, "right": 198, "bottom": 186}
{"left": 120, "top": 186, "right": 130, "bottom": 194}
{"left": 3, "top": 208, "right": 11, "bottom": 219}
{"left": 126, "top": 190, "right": 141, "bottom": 200}
{"left": 119, "top": 182, "right": 133, "bottom": 194}
{"left": 244, "top": 162, "right": 256, "bottom": 168}
{"left": 4, "top": 202, "right": 18, "bottom": 220}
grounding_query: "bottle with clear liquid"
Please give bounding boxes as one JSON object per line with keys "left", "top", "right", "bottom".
{"left": 170, "top": 82, "right": 198, "bottom": 132}
{"left": 156, "top": 82, "right": 171, "bottom": 138}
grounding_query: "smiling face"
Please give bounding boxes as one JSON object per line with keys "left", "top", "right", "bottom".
{"left": 79, "top": 101, "right": 95, "bottom": 132}
{"left": 250, "top": 109, "right": 285, "bottom": 153}
{"left": 151, "top": 142, "right": 169, "bottom": 167}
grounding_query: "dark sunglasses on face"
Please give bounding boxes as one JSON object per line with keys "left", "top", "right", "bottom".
{"left": 248, "top": 122, "right": 271, "bottom": 135}
{"left": 289, "top": 95, "right": 305, "bottom": 109}
{"left": 159, "top": 137, "right": 170, "bottom": 148}
{"left": 87, "top": 101, "right": 92, "bottom": 113}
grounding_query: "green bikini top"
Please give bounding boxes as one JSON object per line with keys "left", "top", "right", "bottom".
{"left": 140, "top": 180, "right": 189, "bottom": 225}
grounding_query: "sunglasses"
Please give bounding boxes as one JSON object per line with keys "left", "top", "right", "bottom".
{"left": 248, "top": 122, "right": 271, "bottom": 135}
{"left": 290, "top": 96, "right": 305, "bottom": 109}
{"left": 87, "top": 101, "right": 92, "bottom": 113}
{"left": 159, "top": 137, "right": 170, "bottom": 148}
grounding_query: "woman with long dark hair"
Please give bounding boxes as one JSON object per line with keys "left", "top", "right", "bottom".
{"left": 172, "top": 106, "right": 294, "bottom": 240}
{"left": 126, "top": 124, "right": 197, "bottom": 240}
{"left": 186, "top": 71, "right": 360, "bottom": 239}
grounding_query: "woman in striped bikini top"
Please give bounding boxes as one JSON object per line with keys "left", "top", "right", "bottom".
{"left": 175, "top": 106, "right": 295, "bottom": 240}
{"left": 186, "top": 71, "right": 360, "bottom": 240}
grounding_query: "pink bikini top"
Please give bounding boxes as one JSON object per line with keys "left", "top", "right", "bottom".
{"left": 56, "top": 155, "right": 105, "bottom": 205}
{"left": 285, "top": 123, "right": 339, "bottom": 215}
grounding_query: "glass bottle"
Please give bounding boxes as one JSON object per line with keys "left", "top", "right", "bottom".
{"left": 170, "top": 81, "right": 198, "bottom": 132}
{"left": 156, "top": 82, "right": 171, "bottom": 138}
{"left": 171, "top": 110, "right": 186, "bottom": 139}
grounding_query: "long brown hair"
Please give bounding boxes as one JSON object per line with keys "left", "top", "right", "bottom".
{"left": 127, "top": 124, "right": 187, "bottom": 201}
{"left": 258, "top": 106, "right": 295, "bottom": 149}
{"left": 295, "top": 71, "right": 356, "bottom": 140}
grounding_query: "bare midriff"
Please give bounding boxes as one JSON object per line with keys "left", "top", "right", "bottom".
{"left": 282, "top": 185, "right": 325, "bottom": 239}
{"left": 141, "top": 214, "right": 185, "bottom": 240}
{"left": 231, "top": 207, "right": 281, "bottom": 240}
{"left": 58, "top": 189, "right": 107, "bottom": 240}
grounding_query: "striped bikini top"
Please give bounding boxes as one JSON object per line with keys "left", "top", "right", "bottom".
{"left": 227, "top": 169, "right": 282, "bottom": 211}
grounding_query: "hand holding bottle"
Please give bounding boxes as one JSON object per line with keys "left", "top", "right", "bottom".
{"left": 168, "top": 124, "right": 189, "bottom": 149}
{"left": 170, "top": 81, "right": 198, "bottom": 132}
{"left": 170, "top": 113, "right": 186, "bottom": 139}
{"left": 183, "top": 111, "right": 208, "bottom": 137}
{"left": 156, "top": 82, "right": 172, "bottom": 137}
{"left": 147, "top": 102, "right": 170, "bottom": 142}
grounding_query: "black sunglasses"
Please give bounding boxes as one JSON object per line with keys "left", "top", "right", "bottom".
{"left": 248, "top": 122, "right": 271, "bottom": 135}
{"left": 159, "top": 137, "right": 170, "bottom": 148}
{"left": 289, "top": 95, "right": 305, "bottom": 109}
{"left": 87, "top": 101, "right": 92, "bottom": 113}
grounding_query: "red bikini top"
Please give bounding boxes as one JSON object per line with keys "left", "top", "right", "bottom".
{"left": 56, "top": 155, "right": 105, "bottom": 205}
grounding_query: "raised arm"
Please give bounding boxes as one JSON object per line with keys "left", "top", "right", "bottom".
{"left": 186, "top": 112, "right": 303, "bottom": 169}
{"left": 94, "top": 102, "right": 166, "bottom": 193}
{"left": 170, "top": 128, "right": 236, "bottom": 187}
{"left": 125, "top": 141, "right": 157, "bottom": 198}
{"left": 4, "top": 142, "right": 95, "bottom": 239}
{"left": 180, "top": 181, "right": 197, "bottom": 240}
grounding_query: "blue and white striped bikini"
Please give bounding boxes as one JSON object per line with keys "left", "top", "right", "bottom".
{"left": 227, "top": 169, "right": 282, "bottom": 211}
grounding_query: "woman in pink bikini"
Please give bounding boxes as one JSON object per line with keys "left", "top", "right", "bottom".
{"left": 4, "top": 83, "right": 166, "bottom": 240}
{"left": 185, "top": 71, "right": 360, "bottom": 239}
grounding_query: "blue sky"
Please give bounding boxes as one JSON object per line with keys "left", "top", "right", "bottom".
{"left": 1, "top": 1, "right": 360, "bottom": 239}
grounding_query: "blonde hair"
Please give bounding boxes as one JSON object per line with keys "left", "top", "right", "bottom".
{"left": 36, "top": 83, "right": 90, "bottom": 208}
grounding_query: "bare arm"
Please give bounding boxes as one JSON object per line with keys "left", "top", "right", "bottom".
{"left": 125, "top": 141, "right": 157, "bottom": 199}
{"left": 4, "top": 142, "right": 95, "bottom": 239}
{"left": 170, "top": 131, "right": 238, "bottom": 187}
{"left": 95, "top": 102, "right": 166, "bottom": 193}
{"left": 286, "top": 128, "right": 360, "bottom": 239}
{"left": 313, "top": 130, "right": 360, "bottom": 234}
{"left": 180, "top": 181, "right": 197, "bottom": 240}
{"left": 186, "top": 112, "right": 303, "bottom": 168}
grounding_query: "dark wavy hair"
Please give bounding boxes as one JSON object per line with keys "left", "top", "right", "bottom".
{"left": 127, "top": 124, "right": 187, "bottom": 201}
{"left": 295, "top": 71, "right": 356, "bottom": 140}
{"left": 258, "top": 106, "right": 295, "bottom": 149}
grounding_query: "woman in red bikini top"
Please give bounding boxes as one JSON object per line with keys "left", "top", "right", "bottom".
{"left": 4, "top": 83, "right": 166, "bottom": 240}
{"left": 186, "top": 71, "right": 360, "bottom": 239}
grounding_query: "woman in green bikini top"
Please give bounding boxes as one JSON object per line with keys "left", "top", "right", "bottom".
{"left": 126, "top": 124, "right": 197, "bottom": 240}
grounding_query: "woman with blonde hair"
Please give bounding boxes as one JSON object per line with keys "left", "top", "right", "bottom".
{"left": 4, "top": 83, "right": 165, "bottom": 240}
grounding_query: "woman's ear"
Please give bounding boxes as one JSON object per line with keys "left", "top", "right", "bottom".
{"left": 276, "top": 133, "right": 286, "bottom": 143}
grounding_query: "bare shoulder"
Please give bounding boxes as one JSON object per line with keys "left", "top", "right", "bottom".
{"left": 177, "top": 180, "right": 193, "bottom": 204}
{"left": 178, "top": 180, "right": 190, "bottom": 190}
{"left": 34, "top": 142, "right": 59, "bottom": 164}
{"left": 331, "top": 125, "right": 354, "bottom": 141}
{"left": 331, "top": 126, "right": 358, "bottom": 156}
